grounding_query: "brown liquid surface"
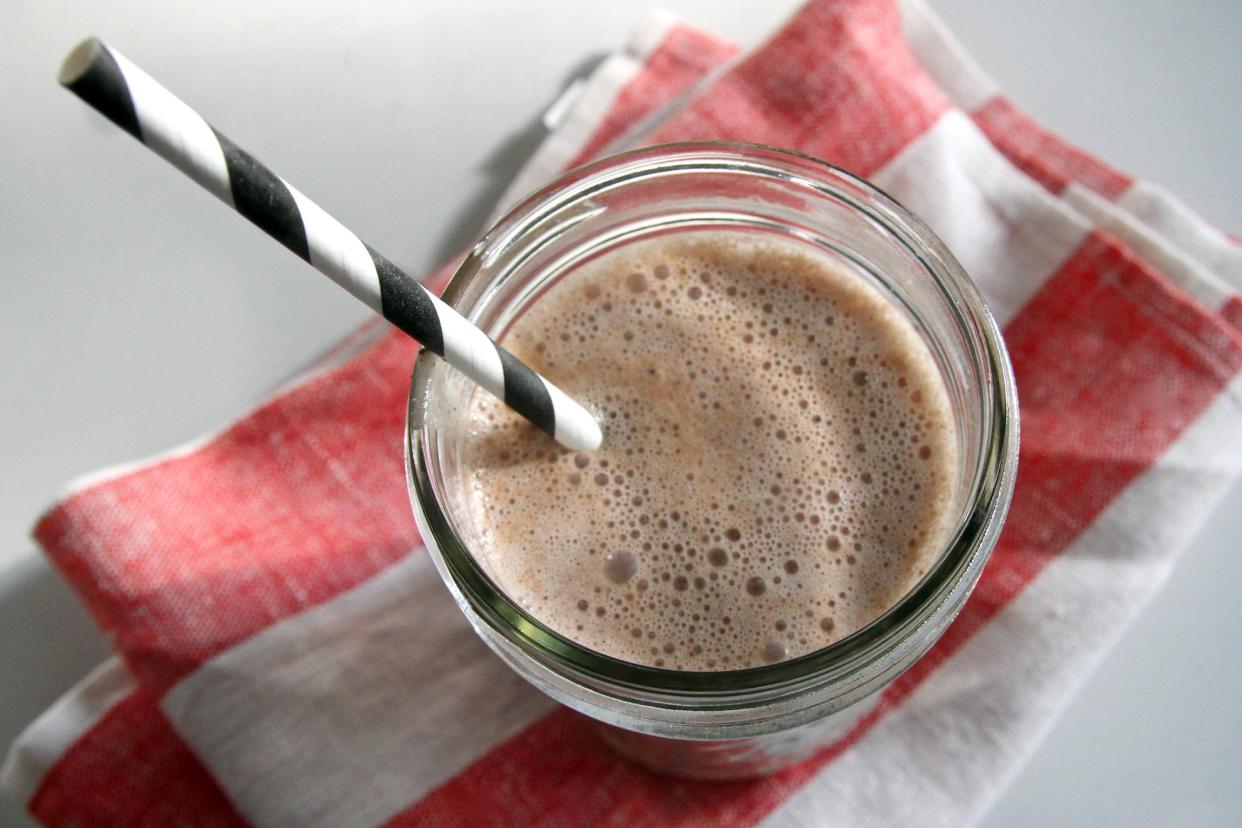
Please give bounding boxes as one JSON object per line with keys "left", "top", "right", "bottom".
{"left": 461, "top": 232, "right": 957, "bottom": 670}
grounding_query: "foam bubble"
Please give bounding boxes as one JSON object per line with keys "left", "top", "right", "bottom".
{"left": 603, "top": 551, "right": 638, "bottom": 584}
{"left": 460, "top": 232, "right": 957, "bottom": 670}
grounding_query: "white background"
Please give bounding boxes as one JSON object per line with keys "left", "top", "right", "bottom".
{"left": 2, "top": 1, "right": 1240, "bottom": 825}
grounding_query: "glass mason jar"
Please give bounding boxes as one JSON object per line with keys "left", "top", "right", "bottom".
{"left": 406, "top": 143, "right": 1018, "bottom": 779}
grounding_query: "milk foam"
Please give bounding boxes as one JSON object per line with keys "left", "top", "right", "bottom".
{"left": 461, "top": 232, "right": 957, "bottom": 670}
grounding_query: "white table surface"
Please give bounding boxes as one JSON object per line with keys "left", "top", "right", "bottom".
{"left": 2, "top": 2, "right": 1240, "bottom": 825}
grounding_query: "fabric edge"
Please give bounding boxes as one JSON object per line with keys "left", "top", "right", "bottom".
{"left": 1, "top": 658, "right": 137, "bottom": 808}
{"left": 491, "top": 8, "right": 682, "bottom": 217}
{"left": 898, "top": 0, "right": 998, "bottom": 112}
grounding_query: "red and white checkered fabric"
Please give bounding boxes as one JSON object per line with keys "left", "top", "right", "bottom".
{"left": 6, "top": 2, "right": 1242, "bottom": 825}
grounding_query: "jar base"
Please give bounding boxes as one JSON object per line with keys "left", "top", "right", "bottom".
{"left": 587, "top": 691, "right": 882, "bottom": 781}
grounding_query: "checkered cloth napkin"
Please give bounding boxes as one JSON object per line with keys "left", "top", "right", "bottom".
{"left": 7, "top": 1, "right": 1242, "bottom": 825}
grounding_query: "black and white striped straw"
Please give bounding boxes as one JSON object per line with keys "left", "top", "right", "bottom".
{"left": 58, "top": 37, "right": 603, "bottom": 452}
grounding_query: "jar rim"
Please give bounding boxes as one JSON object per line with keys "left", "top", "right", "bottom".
{"left": 407, "top": 141, "right": 1018, "bottom": 709}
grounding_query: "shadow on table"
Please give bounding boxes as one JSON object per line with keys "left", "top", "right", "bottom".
{"left": 0, "top": 554, "right": 111, "bottom": 823}
{"left": 425, "top": 52, "right": 608, "bottom": 270}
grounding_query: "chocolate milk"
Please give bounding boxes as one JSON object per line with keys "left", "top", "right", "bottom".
{"left": 461, "top": 232, "right": 957, "bottom": 670}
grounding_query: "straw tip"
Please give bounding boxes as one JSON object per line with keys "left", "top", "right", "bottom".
{"left": 58, "top": 37, "right": 106, "bottom": 87}
{"left": 557, "top": 415, "right": 604, "bottom": 452}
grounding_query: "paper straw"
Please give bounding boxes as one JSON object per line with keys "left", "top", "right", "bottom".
{"left": 58, "top": 37, "right": 602, "bottom": 452}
